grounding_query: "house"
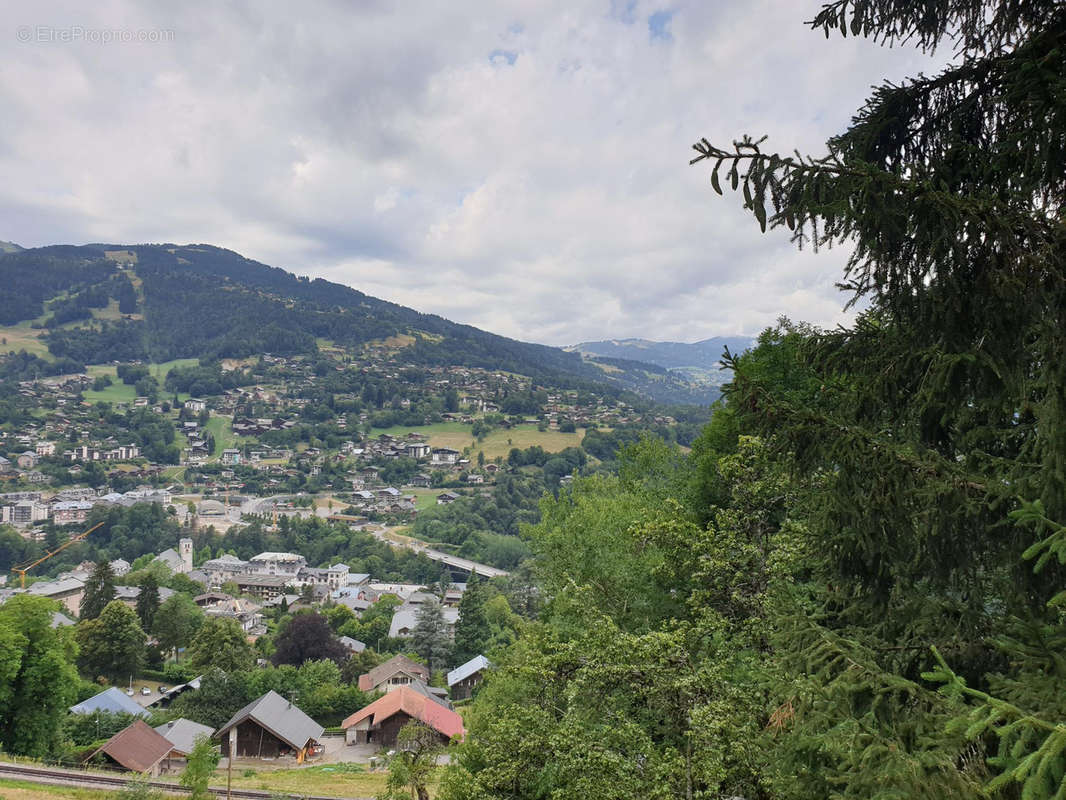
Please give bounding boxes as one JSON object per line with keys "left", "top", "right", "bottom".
{"left": 357, "top": 654, "right": 431, "bottom": 693}
{"left": 248, "top": 551, "right": 306, "bottom": 576}
{"left": 389, "top": 604, "right": 459, "bottom": 638}
{"left": 201, "top": 553, "right": 249, "bottom": 584}
{"left": 430, "top": 448, "right": 460, "bottom": 465}
{"left": 341, "top": 685, "right": 464, "bottom": 747}
{"left": 447, "top": 655, "right": 493, "bottom": 701}
{"left": 184, "top": 399, "right": 207, "bottom": 413}
{"left": 339, "top": 636, "right": 366, "bottom": 655}
{"left": 215, "top": 690, "right": 323, "bottom": 763}
{"left": 410, "top": 473, "right": 432, "bottom": 488}
{"left": 71, "top": 687, "right": 151, "bottom": 718}
{"left": 405, "top": 442, "right": 431, "bottom": 459}
{"left": 16, "top": 451, "right": 39, "bottom": 469}
{"left": 220, "top": 449, "right": 241, "bottom": 466}
{"left": 85, "top": 720, "right": 174, "bottom": 776}
{"left": 28, "top": 576, "right": 85, "bottom": 616}
{"left": 154, "top": 718, "right": 215, "bottom": 758}
{"left": 436, "top": 491, "right": 460, "bottom": 505}
{"left": 233, "top": 574, "right": 290, "bottom": 602}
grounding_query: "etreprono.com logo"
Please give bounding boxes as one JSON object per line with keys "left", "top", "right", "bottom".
{"left": 16, "top": 25, "right": 176, "bottom": 44}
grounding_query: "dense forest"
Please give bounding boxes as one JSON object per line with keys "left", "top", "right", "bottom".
{"left": 439, "top": 3, "right": 1066, "bottom": 799}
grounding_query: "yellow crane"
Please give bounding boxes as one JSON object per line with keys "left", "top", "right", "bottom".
{"left": 11, "top": 521, "right": 105, "bottom": 589}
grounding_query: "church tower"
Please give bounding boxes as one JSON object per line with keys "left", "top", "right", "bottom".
{"left": 179, "top": 537, "right": 193, "bottom": 574}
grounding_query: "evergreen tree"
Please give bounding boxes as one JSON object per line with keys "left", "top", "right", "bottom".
{"left": 134, "top": 573, "right": 161, "bottom": 631}
{"left": 80, "top": 560, "right": 116, "bottom": 620}
{"left": 452, "top": 573, "right": 490, "bottom": 666}
{"left": 687, "top": 2, "right": 1066, "bottom": 797}
{"left": 411, "top": 598, "right": 452, "bottom": 673}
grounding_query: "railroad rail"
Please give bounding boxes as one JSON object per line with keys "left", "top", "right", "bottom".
{"left": 0, "top": 761, "right": 371, "bottom": 800}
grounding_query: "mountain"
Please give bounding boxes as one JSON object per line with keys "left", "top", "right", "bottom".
{"left": 0, "top": 241, "right": 22, "bottom": 253}
{"left": 0, "top": 243, "right": 720, "bottom": 405}
{"left": 569, "top": 336, "right": 755, "bottom": 387}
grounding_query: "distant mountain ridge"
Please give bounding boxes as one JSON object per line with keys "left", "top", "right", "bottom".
{"left": 0, "top": 242, "right": 722, "bottom": 405}
{"left": 569, "top": 335, "right": 754, "bottom": 376}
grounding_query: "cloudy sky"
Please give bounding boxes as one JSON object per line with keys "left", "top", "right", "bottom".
{"left": 1, "top": 1, "right": 943, "bottom": 346}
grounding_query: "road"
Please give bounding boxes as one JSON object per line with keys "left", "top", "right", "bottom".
{"left": 367, "top": 528, "right": 510, "bottom": 579}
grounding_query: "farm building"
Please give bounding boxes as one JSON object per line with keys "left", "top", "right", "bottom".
{"left": 215, "top": 690, "right": 323, "bottom": 763}
{"left": 341, "top": 685, "right": 464, "bottom": 748}
{"left": 85, "top": 720, "right": 174, "bottom": 776}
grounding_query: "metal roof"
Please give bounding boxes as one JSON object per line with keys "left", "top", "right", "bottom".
{"left": 154, "top": 718, "right": 215, "bottom": 755}
{"left": 447, "top": 655, "right": 493, "bottom": 687}
{"left": 216, "top": 690, "right": 323, "bottom": 751}
{"left": 70, "top": 687, "right": 150, "bottom": 717}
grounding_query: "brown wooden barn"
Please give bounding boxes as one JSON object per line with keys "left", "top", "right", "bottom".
{"left": 215, "top": 690, "right": 323, "bottom": 763}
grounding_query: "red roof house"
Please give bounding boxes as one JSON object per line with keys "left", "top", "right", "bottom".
{"left": 341, "top": 685, "right": 464, "bottom": 747}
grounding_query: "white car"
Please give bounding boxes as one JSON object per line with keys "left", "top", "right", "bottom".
{"left": 141, "top": 686, "right": 152, "bottom": 696}
{"left": 125, "top": 688, "right": 134, "bottom": 696}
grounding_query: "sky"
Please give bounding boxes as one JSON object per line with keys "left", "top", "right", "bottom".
{"left": 0, "top": 1, "right": 945, "bottom": 346}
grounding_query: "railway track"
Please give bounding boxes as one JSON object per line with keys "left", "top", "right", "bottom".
{"left": 0, "top": 761, "right": 371, "bottom": 800}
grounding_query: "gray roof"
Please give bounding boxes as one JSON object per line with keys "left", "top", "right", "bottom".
{"left": 447, "top": 655, "right": 493, "bottom": 687}
{"left": 154, "top": 718, "right": 215, "bottom": 755}
{"left": 338, "top": 636, "right": 366, "bottom": 653}
{"left": 389, "top": 604, "right": 459, "bottom": 638}
{"left": 70, "top": 687, "right": 150, "bottom": 717}
{"left": 217, "top": 690, "right": 323, "bottom": 750}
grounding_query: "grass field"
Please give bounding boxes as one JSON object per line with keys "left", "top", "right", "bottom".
{"left": 80, "top": 359, "right": 199, "bottom": 404}
{"left": 372, "top": 421, "right": 587, "bottom": 461}
{"left": 0, "top": 779, "right": 111, "bottom": 800}
{"left": 0, "top": 320, "right": 51, "bottom": 359}
{"left": 205, "top": 415, "right": 237, "bottom": 458}
{"left": 220, "top": 761, "right": 407, "bottom": 798}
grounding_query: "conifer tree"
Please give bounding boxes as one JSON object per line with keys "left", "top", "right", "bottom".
{"left": 452, "top": 572, "right": 490, "bottom": 666}
{"left": 411, "top": 598, "right": 452, "bottom": 673}
{"left": 80, "top": 560, "right": 116, "bottom": 620}
{"left": 691, "top": 2, "right": 1066, "bottom": 797}
{"left": 135, "top": 573, "right": 161, "bottom": 631}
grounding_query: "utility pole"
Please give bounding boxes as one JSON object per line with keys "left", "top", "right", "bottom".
{"left": 227, "top": 727, "right": 236, "bottom": 800}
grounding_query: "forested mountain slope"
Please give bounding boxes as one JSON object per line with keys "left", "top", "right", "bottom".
{"left": 0, "top": 243, "right": 717, "bottom": 404}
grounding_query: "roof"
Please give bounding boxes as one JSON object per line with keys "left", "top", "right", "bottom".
{"left": 153, "top": 549, "right": 184, "bottom": 570}
{"left": 388, "top": 604, "right": 459, "bottom": 639}
{"left": 447, "top": 655, "right": 493, "bottom": 687}
{"left": 341, "top": 686, "right": 464, "bottom": 741}
{"left": 154, "top": 718, "right": 215, "bottom": 755}
{"left": 249, "top": 552, "right": 305, "bottom": 563}
{"left": 70, "top": 687, "right": 150, "bottom": 717}
{"left": 217, "top": 690, "right": 323, "bottom": 750}
{"left": 339, "top": 636, "right": 366, "bottom": 653}
{"left": 90, "top": 720, "right": 173, "bottom": 772}
{"left": 358, "top": 654, "right": 430, "bottom": 692}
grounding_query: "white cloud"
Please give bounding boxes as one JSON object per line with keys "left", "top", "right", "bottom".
{"left": 0, "top": 0, "right": 944, "bottom": 344}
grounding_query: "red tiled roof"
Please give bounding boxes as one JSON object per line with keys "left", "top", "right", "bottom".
{"left": 90, "top": 719, "right": 174, "bottom": 772}
{"left": 341, "top": 686, "right": 465, "bottom": 741}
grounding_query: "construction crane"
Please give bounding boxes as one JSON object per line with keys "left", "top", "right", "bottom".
{"left": 11, "top": 521, "right": 105, "bottom": 589}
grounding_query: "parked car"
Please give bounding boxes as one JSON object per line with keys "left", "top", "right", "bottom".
{"left": 125, "top": 688, "right": 134, "bottom": 696}
{"left": 158, "top": 685, "right": 168, "bottom": 693}
{"left": 140, "top": 686, "right": 151, "bottom": 695}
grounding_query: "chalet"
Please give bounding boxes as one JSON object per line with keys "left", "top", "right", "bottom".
{"left": 447, "top": 655, "right": 493, "bottom": 701}
{"left": 341, "top": 685, "right": 464, "bottom": 747}
{"left": 357, "top": 654, "right": 430, "bottom": 693}
{"left": 405, "top": 442, "right": 431, "bottom": 459}
{"left": 51, "top": 500, "right": 93, "bottom": 524}
{"left": 389, "top": 603, "right": 459, "bottom": 638}
{"left": 233, "top": 574, "right": 289, "bottom": 602}
{"left": 184, "top": 399, "right": 207, "bottom": 413}
{"left": 436, "top": 491, "right": 460, "bottom": 505}
{"left": 16, "top": 451, "right": 39, "bottom": 469}
{"left": 410, "top": 473, "right": 432, "bottom": 488}
{"left": 339, "top": 635, "right": 367, "bottom": 654}
{"left": 85, "top": 720, "right": 174, "bottom": 776}
{"left": 216, "top": 690, "right": 323, "bottom": 763}
{"left": 430, "top": 448, "right": 460, "bottom": 465}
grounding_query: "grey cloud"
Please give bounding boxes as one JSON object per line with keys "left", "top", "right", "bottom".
{"left": 0, "top": 0, "right": 944, "bottom": 345}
